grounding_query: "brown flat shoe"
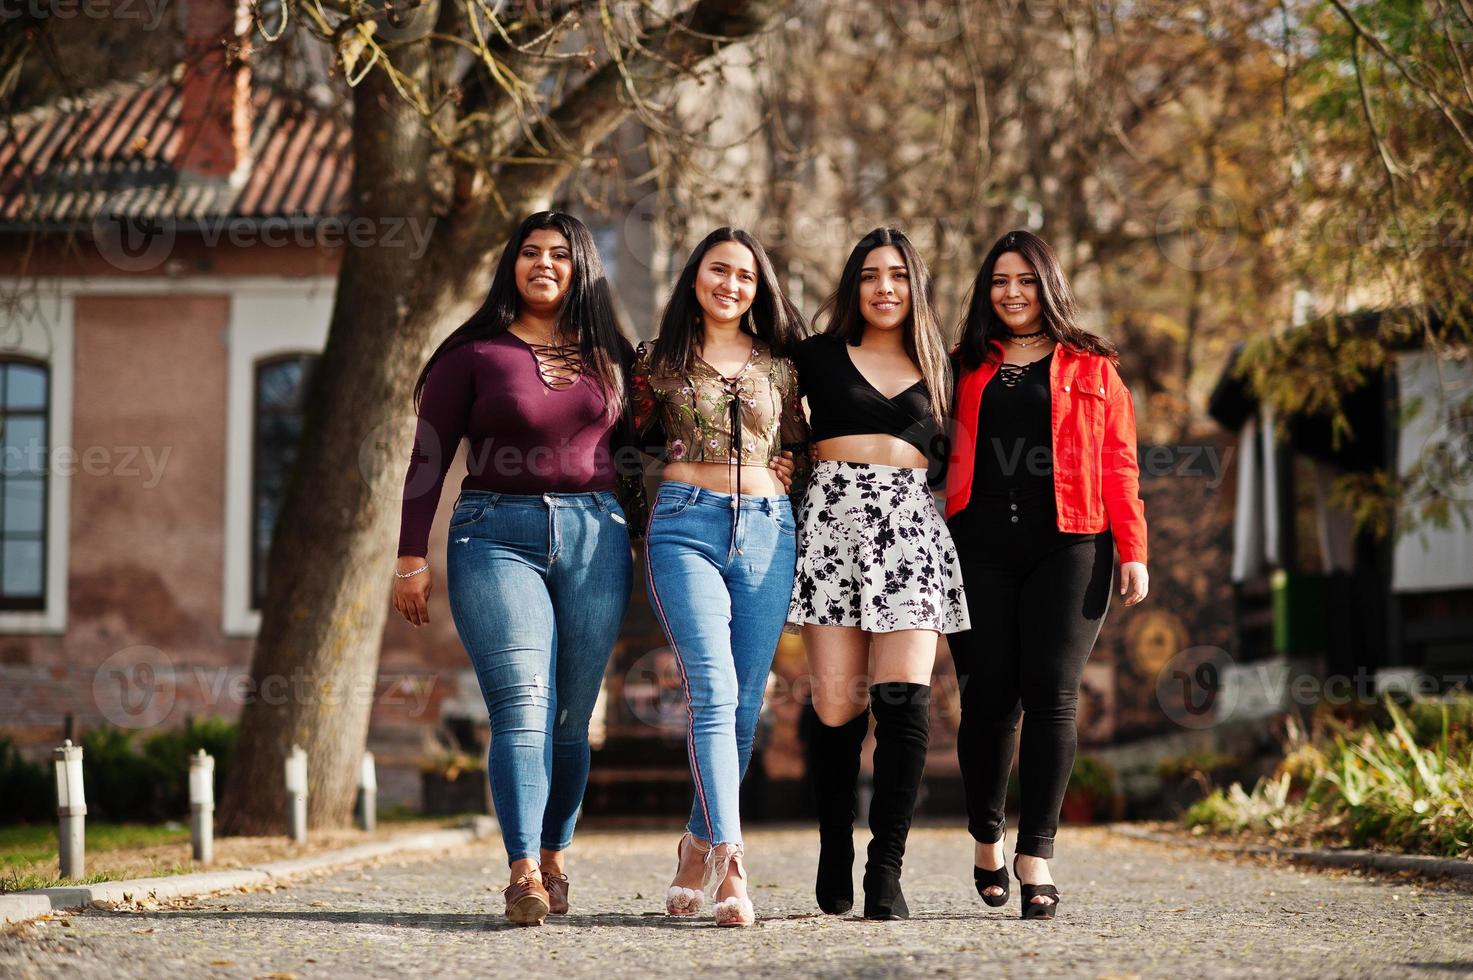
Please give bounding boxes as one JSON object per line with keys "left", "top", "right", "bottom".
{"left": 542, "top": 870, "right": 569, "bottom": 915}
{"left": 504, "top": 871, "right": 550, "bottom": 926}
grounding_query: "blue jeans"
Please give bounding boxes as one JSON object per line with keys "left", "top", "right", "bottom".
{"left": 445, "top": 489, "right": 632, "bottom": 864}
{"left": 644, "top": 482, "right": 797, "bottom": 847}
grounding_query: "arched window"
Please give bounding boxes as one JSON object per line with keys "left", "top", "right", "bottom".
{"left": 251, "top": 354, "right": 318, "bottom": 609}
{"left": 0, "top": 359, "right": 49, "bottom": 611}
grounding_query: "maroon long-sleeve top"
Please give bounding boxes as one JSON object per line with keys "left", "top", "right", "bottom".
{"left": 396, "top": 332, "right": 623, "bottom": 557}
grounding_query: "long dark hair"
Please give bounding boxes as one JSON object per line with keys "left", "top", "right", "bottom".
{"left": 956, "top": 229, "right": 1117, "bottom": 370}
{"left": 647, "top": 227, "right": 806, "bottom": 375}
{"left": 413, "top": 211, "right": 627, "bottom": 418}
{"left": 815, "top": 227, "right": 951, "bottom": 423}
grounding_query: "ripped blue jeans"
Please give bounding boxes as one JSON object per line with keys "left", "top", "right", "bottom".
{"left": 445, "top": 489, "right": 632, "bottom": 864}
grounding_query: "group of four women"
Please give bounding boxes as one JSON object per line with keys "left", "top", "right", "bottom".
{"left": 391, "top": 212, "right": 1150, "bottom": 929}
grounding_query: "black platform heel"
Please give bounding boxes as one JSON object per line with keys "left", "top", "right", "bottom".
{"left": 973, "top": 859, "right": 1009, "bottom": 908}
{"left": 1013, "top": 856, "right": 1061, "bottom": 921}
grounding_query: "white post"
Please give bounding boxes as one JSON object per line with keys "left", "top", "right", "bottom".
{"left": 189, "top": 749, "right": 215, "bottom": 864}
{"left": 284, "top": 744, "right": 308, "bottom": 843}
{"left": 53, "top": 740, "right": 86, "bottom": 879}
{"left": 357, "top": 751, "right": 377, "bottom": 832}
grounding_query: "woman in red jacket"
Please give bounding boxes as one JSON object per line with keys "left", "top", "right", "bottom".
{"left": 946, "top": 230, "right": 1148, "bottom": 921}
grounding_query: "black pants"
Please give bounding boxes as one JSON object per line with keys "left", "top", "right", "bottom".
{"left": 948, "top": 487, "right": 1113, "bottom": 859}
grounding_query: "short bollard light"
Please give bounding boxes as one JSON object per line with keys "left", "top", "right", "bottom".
{"left": 53, "top": 739, "right": 86, "bottom": 879}
{"left": 285, "top": 744, "right": 308, "bottom": 843}
{"left": 357, "top": 751, "right": 377, "bottom": 832}
{"left": 189, "top": 749, "right": 215, "bottom": 864}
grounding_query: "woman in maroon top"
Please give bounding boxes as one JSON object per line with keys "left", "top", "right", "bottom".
{"left": 392, "top": 211, "right": 638, "bottom": 926}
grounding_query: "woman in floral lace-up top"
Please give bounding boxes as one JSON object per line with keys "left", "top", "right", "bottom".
{"left": 633, "top": 341, "right": 809, "bottom": 491}
{"left": 633, "top": 228, "right": 808, "bottom": 927}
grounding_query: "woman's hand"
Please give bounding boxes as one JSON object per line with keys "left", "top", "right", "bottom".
{"left": 393, "top": 555, "right": 433, "bottom": 627}
{"left": 1119, "top": 561, "right": 1149, "bottom": 606}
{"left": 769, "top": 451, "right": 796, "bottom": 492}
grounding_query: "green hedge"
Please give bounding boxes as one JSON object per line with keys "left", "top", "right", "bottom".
{"left": 0, "top": 719, "right": 237, "bottom": 824}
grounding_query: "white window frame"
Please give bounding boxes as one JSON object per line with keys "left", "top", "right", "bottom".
{"left": 0, "top": 290, "right": 74, "bottom": 634}
{"left": 222, "top": 283, "right": 335, "bottom": 635}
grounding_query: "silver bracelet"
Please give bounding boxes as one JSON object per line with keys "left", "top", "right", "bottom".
{"left": 394, "top": 562, "right": 430, "bottom": 579}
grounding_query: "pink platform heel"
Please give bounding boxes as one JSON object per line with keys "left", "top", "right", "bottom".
{"left": 706, "top": 843, "right": 755, "bottom": 927}
{"left": 666, "top": 832, "right": 710, "bottom": 916}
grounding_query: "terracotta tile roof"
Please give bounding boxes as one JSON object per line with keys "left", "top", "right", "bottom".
{"left": 0, "top": 69, "right": 351, "bottom": 228}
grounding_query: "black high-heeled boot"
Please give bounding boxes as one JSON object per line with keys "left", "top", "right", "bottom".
{"left": 806, "top": 707, "right": 870, "bottom": 915}
{"left": 863, "top": 682, "right": 930, "bottom": 921}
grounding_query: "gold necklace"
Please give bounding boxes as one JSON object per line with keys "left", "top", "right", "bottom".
{"left": 1008, "top": 331, "right": 1050, "bottom": 348}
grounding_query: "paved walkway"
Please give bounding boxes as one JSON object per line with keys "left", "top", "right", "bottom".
{"left": 3, "top": 825, "right": 1470, "bottom": 979}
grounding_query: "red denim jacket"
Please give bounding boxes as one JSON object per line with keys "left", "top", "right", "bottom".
{"left": 945, "top": 342, "right": 1148, "bottom": 564}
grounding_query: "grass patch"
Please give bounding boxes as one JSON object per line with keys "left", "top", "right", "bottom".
{"left": 0, "top": 822, "right": 191, "bottom": 870}
{"left": 1184, "top": 694, "right": 1473, "bottom": 858}
{"left": 0, "top": 822, "right": 192, "bottom": 892}
{"left": 0, "top": 866, "right": 194, "bottom": 893}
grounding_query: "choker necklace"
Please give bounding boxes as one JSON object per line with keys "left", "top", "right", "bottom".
{"left": 1008, "top": 329, "right": 1049, "bottom": 348}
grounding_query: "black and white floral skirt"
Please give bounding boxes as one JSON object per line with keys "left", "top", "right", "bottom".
{"left": 788, "top": 460, "right": 971, "bottom": 634}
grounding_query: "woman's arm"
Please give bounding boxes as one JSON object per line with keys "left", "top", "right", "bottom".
{"left": 777, "top": 356, "right": 812, "bottom": 502}
{"left": 1100, "top": 360, "right": 1149, "bottom": 602}
{"left": 398, "top": 346, "right": 473, "bottom": 558}
{"left": 394, "top": 344, "right": 474, "bottom": 625}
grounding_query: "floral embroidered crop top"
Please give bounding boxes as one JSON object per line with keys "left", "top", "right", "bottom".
{"left": 633, "top": 340, "right": 811, "bottom": 495}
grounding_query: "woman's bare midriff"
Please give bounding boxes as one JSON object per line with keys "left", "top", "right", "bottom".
{"left": 813, "top": 434, "right": 927, "bottom": 470}
{"left": 661, "top": 461, "right": 787, "bottom": 497}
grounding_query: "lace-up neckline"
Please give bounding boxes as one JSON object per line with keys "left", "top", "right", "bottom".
{"left": 996, "top": 351, "right": 1052, "bottom": 388}
{"left": 527, "top": 341, "right": 582, "bottom": 390}
{"left": 509, "top": 330, "right": 583, "bottom": 390}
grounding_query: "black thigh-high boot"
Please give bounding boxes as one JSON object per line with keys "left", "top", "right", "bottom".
{"left": 863, "top": 682, "right": 930, "bottom": 920}
{"left": 806, "top": 706, "right": 870, "bottom": 914}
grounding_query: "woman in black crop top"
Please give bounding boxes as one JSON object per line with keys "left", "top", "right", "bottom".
{"left": 787, "top": 227, "right": 969, "bottom": 921}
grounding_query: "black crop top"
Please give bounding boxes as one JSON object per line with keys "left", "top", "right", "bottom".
{"left": 791, "top": 335, "right": 947, "bottom": 484}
